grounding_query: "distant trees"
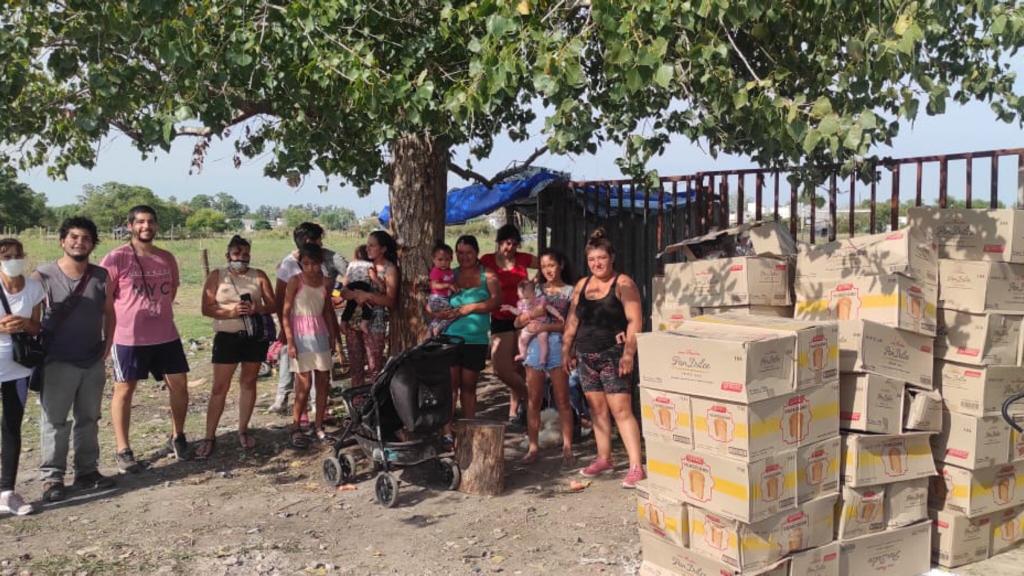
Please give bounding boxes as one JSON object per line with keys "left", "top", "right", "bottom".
{"left": 0, "top": 173, "right": 50, "bottom": 232}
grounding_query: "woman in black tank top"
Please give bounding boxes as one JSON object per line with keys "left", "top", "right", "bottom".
{"left": 561, "top": 228, "right": 645, "bottom": 488}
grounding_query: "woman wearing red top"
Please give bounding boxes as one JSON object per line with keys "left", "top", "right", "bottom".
{"left": 479, "top": 224, "right": 536, "bottom": 426}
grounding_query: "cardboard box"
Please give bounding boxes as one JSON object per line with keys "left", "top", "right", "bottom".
{"left": 796, "top": 228, "right": 937, "bottom": 284}
{"left": 645, "top": 437, "right": 797, "bottom": 523}
{"left": 838, "top": 320, "right": 934, "bottom": 389}
{"left": 838, "top": 521, "right": 932, "bottom": 576}
{"left": 787, "top": 542, "right": 839, "bottom": 576}
{"left": 637, "top": 326, "right": 796, "bottom": 403}
{"left": 693, "top": 314, "right": 839, "bottom": 390}
{"left": 636, "top": 481, "right": 688, "bottom": 549}
{"left": 660, "top": 220, "right": 798, "bottom": 261}
{"left": 930, "top": 509, "right": 991, "bottom": 568}
{"left": 639, "top": 531, "right": 790, "bottom": 576}
{"left": 938, "top": 259, "right": 1024, "bottom": 313}
{"left": 795, "top": 273, "right": 937, "bottom": 337}
{"left": 689, "top": 381, "right": 839, "bottom": 461}
{"left": 699, "top": 305, "right": 794, "bottom": 318}
{"left": 885, "top": 477, "right": 929, "bottom": 529}
{"left": 687, "top": 495, "right": 836, "bottom": 571}
{"left": 836, "top": 479, "right": 929, "bottom": 539}
{"left": 933, "top": 411, "right": 1011, "bottom": 470}
{"left": 663, "top": 257, "right": 792, "bottom": 307}
{"left": 840, "top": 373, "right": 903, "bottom": 435}
{"left": 1011, "top": 425, "right": 1024, "bottom": 463}
{"left": 936, "top": 361, "right": 1024, "bottom": 418}
{"left": 651, "top": 306, "right": 698, "bottom": 332}
{"left": 935, "top": 461, "right": 1024, "bottom": 517}
{"left": 841, "top": 432, "right": 936, "bottom": 487}
{"left": 988, "top": 505, "right": 1024, "bottom": 555}
{"left": 908, "top": 206, "right": 1024, "bottom": 262}
{"left": 936, "top": 308, "right": 1022, "bottom": 366}
{"left": 903, "top": 388, "right": 943, "bottom": 432}
{"left": 639, "top": 387, "right": 693, "bottom": 448}
{"left": 797, "top": 436, "right": 841, "bottom": 504}
{"left": 836, "top": 484, "right": 887, "bottom": 539}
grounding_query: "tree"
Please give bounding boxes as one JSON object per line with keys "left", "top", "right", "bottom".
{"left": 77, "top": 182, "right": 187, "bottom": 232}
{"left": 188, "top": 194, "right": 214, "bottom": 211}
{"left": 214, "top": 192, "right": 249, "bottom": 219}
{"left": 320, "top": 207, "right": 357, "bottom": 231}
{"left": 253, "top": 219, "right": 273, "bottom": 231}
{"left": 0, "top": 174, "right": 50, "bottom": 233}
{"left": 3, "top": 2, "right": 1023, "bottom": 349}
{"left": 186, "top": 208, "right": 228, "bottom": 234}
{"left": 283, "top": 206, "right": 315, "bottom": 230}
{"left": 46, "top": 204, "right": 81, "bottom": 229}
{"left": 255, "top": 205, "right": 282, "bottom": 221}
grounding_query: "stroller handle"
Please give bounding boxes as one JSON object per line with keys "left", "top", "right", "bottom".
{"left": 1001, "top": 391, "right": 1024, "bottom": 433}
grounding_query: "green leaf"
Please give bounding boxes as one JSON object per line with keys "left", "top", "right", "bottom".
{"left": 843, "top": 123, "right": 863, "bottom": 150}
{"left": 732, "top": 90, "right": 748, "bottom": 109}
{"left": 811, "top": 97, "right": 833, "bottom": 118}
{"left": 818, "top": 114, "right": 840, "bottom": 136}
{"left": 654, "top": 64, "right": 674, "bottom": 88}
{"left": 487, "top": 15, "right": 512, "bottom": 36}
{"left": 859, "top": 110, "right": 877, "bottom": 130}
{"left": 803, "top": 129, "right": 822, "bottom": 154}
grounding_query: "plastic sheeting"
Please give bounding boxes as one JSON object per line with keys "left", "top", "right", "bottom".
{"left": 377, "top": 169, "right": 563, "bottom": 227}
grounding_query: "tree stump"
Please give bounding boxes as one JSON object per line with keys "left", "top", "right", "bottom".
{"left": 454, "top": 419, "right": 507, "bottom": 496}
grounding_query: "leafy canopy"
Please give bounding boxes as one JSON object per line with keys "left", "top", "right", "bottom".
{"left": 1, "top": 0, "right": 1022, "bottom": 191}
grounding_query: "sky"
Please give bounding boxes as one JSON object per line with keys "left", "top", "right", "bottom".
{"left": 17, "top": 62, "right": 1024, "bottom": 217}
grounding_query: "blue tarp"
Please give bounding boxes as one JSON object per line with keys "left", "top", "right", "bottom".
{"left": 378, "top": 169, "right": 564, "bottom": 227}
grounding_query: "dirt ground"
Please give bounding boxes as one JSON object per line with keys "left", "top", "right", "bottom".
{"left": 1, "top": 347, "right": 643, "bottom": 576}
{"left": 3, "top": 342, "right": 1024, "bottom": 575}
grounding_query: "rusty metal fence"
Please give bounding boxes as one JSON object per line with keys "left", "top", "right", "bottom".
{"left": 534, "top": 146, "right": 1024, "bottom": 322}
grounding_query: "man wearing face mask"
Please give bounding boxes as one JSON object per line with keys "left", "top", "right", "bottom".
{"left": 34, "top": 217, "right": 117, "bottom": 502}
{"left": 100, "top": 205, "right": 192, "bottom": 471}
{"left": 0, "top": 238, "right": 45, "bottom": 516}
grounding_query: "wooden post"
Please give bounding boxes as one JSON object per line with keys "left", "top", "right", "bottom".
{"left": 201, "top": 248, "right": 210, "bottom": 277}
{"left": 454, "top": 419, "right": 506, "bottom": 496}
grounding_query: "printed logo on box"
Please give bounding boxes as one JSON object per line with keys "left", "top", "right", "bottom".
{"left": 881, "top": 441, "right": 908, "bottom": 477}
{"left": 829, "top": 284, "right": 861, "bottom": 321}
{"left": 761, "top": 464, "right": 784, "bottom": 502}
{"left": 706, "top": 405, "right": 735, "bottom": 443}
{"left": 680, "top": 455, "right": 714, "bottom": 502}
{"left": 804, "top": 448, "right": 831, "bottom": 486}
{"left": 781, "top": 396, "right": 812, "bottom": 445}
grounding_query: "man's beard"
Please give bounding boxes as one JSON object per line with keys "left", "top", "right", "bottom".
{"left": 135, "top": 233, "right": 154, "bottom": 243}
{"left": 69, "top": 253, "right": 89, "bottom": 262}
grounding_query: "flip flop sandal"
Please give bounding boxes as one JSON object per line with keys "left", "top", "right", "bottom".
{"left": 194, "top": 438, "right": 216, "bottom": 461}
{"left": 290, "top": 429, "right": 311, "bottom": 450}
{"left": 238, "top": 432, "right": 256, "bottom": 451}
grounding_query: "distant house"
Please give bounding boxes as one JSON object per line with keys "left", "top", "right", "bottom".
{"left": 240, "top": 218, "right": 257, "bottom": 232}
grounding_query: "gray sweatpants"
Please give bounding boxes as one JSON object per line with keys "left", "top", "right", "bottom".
{"left": 38, "top": 359, "right": 106, "bottom": 481}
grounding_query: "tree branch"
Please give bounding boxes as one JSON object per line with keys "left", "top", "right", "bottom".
{"left": 112, "top": 102, "right": 273, "bottom": 143}
{"left": 447, "top": 145, "right": 549, "bottom": 188}
{"left": 720, "top": 19, "right": 762, "bottom": 83}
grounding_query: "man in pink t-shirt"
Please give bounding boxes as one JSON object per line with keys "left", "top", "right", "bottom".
{"left": 101, "top": 205, "right": 191, "bottom": 471}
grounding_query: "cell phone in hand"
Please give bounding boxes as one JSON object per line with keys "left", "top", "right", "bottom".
{"left": 240, "top": 293, "right": 252, "bottom": 303}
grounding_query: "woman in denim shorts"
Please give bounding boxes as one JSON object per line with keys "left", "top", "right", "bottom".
{"left": 514, "top": 249, "right": 575, "bottom": 466}
{"left": 561, "top": 227, "right": 645, "bottom": 488}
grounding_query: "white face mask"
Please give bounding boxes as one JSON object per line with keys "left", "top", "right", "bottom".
{"left": 228, "top": 260, "right": 250, "bottom": 273}
{"left": 1, "top": 259, "right": 26, "bottom": 277}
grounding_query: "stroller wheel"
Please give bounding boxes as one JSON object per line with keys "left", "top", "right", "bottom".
{"left": 439, "top": 457, "right": 461, "bottom": 491}
{"left": 322, "top": 455, "right": 355, "bottom": 487}
{"left": 375, "top": 473, "right": 400, "bottom": 508}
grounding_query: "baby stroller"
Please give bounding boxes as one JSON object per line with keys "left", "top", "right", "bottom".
{"left": 322, "top": 335, "right": 463, "bottom": 507}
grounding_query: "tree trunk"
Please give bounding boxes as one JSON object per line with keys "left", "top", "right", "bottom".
{"left": 388, "top": 132, "right": 448, "bottom": 353}
{"left": 454, "top": 419, "right": 507, "bottom": 496}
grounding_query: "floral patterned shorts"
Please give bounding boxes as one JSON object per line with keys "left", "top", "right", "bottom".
{"left": 576, "top": 344, "right": 629, "bottom": 395}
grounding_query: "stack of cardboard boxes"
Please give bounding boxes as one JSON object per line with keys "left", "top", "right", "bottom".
{"left": 908, "top": 207, "right": 1024, "bottom": 568}
{"left": 794, "top": 229, "right": 938, "bottom": 575}
{"left": 651, "top": 222, "right": 796, "bottom": 332}
{"left": 636, "top": 237, "right": 843, "bottom": 574}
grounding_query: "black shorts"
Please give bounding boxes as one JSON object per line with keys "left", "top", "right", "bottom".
{"left": 453, "top": 343, "right": 488, "bottom": 372}
{"left": 491, "top": 318, "right": 516, "bottom": 334}
{"left": 112, "top": 340, "right": 190, "bottom": 383}
{"left": 212, "top": 332, "right": 270, "bottom": 365}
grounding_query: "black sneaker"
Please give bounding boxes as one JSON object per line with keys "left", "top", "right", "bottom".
{"left": 73, "top": 471, "right": 117, "bottom": 491}
{"left": 170, "top": 434, "right": 192, "bottom": 461}
{"left": 115, "top": 449, "right": 143, "bottom": 474}
{"left": 42, "top": 481, "right": 66, "bottom": 502}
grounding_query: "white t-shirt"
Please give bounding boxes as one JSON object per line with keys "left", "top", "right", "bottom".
{"left": 275, "top": 249, "right": 348, "bottom": 284}
{"left": 0, "top": 278, "right": 46, "bottom": 382}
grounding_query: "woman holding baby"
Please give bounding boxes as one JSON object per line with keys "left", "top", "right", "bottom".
{"left": 513, "top": 249, "right": 576, "bottom": 465}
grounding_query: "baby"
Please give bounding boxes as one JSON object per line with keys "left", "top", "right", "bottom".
{"left": 340, "top": 244, "right": 377, "bottom": 333}
{"left": 502, "top": 279, "right": 565, "bottom": 364}
{"left": 426, "top": 243, "right": 458, "bottom": 337}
